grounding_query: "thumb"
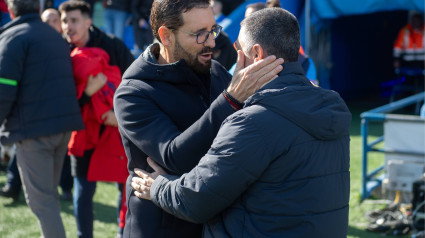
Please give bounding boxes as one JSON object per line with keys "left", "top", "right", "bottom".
{"left": 147, "top": 157, "right": 165, "bottom": 174}
{"left": 101, "top": 111, "right": 108, "bottom": 121}
{"left": 233, "top": 50, "right": 245, "bottom": 74}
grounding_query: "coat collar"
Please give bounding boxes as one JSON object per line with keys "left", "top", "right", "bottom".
{"left": 261, "top": 62, "right": 310, "bottom": 91}
{"left": 0, "top": 13, "right": 40, "bottom": 34}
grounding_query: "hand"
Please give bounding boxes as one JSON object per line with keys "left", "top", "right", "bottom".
{"left": 84, "top": 73, "right": 107, "bottom": 96}
{"left": 101, "top": 110, "right": 118, "bottom": 127}
{"left": 131, "top": 157, "right": 167, "bottom": 200}
{"left": 226, "top": 51, "right": 284, "bottom": 103}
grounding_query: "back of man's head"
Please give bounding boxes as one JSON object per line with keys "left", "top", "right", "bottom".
{"left": 241, "top": 7, "right": 300, "bottom": 62}
{"left": 150, "top": 0, "right": 211, "bottom": 43}
{"left": 6, "top": 0, "right": 39, "bottom": 17}
{"left": 58, "top": 0, "right": 91, "bottom": 18}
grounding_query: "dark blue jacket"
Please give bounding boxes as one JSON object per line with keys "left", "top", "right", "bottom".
{"left": 0, "top": 14, "right": 83, "bottom": 144}
{"left": 114, "top": 43, "right": 234, "bottom": 238}
{"left": 150, "top": 62, "right": 351, "bottom": 238}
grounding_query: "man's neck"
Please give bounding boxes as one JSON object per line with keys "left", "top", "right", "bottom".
{"left": 74, "top": 30, "right": 90, "bottom": 48}
{"left": 158, "top": 44, "right": 175, "bottom": 65}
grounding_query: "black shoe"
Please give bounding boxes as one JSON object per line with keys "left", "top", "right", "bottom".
{"left": 0, "top": 185, "right": 20, "bottom": 201}
{"left": 60, "top": 191, "right": 73, "bottom": 201}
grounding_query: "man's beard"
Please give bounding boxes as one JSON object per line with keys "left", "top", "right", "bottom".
{"left": 173, "top": 38, "right": 212, "bottom": 75}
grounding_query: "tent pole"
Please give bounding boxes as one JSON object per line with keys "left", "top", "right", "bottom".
{"left": 305, "top": 0, "right": 311, "bottom": 55}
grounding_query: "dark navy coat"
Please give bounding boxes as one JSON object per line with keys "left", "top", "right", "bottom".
{"left": 150, "top": 62, "right": 351, "bottom": 238}
{"left": 0, "top": 13, "right": 83, "bottom": 144}
{"left": 114, "top": 43, "right": 234, "bottom": 238}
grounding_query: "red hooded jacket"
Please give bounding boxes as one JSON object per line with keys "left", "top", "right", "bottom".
{"left": 68, "top": 47, "right": 128, "bottom": 183}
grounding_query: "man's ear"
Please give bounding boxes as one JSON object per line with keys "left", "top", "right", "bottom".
{"left": 252, "top": 44, "right": 265, "bottom": 62}
{"left": 158, "top": 26, "right": 174, "bottom": 47}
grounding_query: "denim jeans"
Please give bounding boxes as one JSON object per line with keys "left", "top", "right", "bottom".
{"left": 104, "top": 8, "right": 128, "bottom": 41}
{"left": 73, "top": 176, "right": 97, "bottom": 238}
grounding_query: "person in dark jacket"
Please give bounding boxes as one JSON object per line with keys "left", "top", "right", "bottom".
{"left": 131, "top": 0, "right": 153, "bottom": 52}
{"left": 113, "top": 0, "right": 284, "bottom": 237}
{"left": 131, "top": 8, "right": 351, "bottom": 238}
{"left": 59, "top": 1, "right": 134, "bottom": 237}
{"left": 0, "top": 0, "right": 84, "bottom": 237}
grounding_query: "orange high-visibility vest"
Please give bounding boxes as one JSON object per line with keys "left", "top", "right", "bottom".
{"left": 393, "top": 23, "right": 425, "bottom": 62}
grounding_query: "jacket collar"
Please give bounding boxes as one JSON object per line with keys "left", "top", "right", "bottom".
{"left": 0, "top": 13, "right": 40, "bottom": 34}
{"left": 245, "top": 61, "right": 312, "bottom": 107}
{"left": 261, "top": 62, "right": 310, "bottom": 91}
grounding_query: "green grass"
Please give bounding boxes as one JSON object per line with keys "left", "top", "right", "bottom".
{"left": 0, "top": 178, "right": 120, "bottom": 238}
{"left": 0, "top": 98, "right": 411, "bottom": 237}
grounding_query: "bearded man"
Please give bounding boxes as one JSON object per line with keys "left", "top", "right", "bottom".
{"left": 113, "top": 0, "right": 284, "bottom": 237}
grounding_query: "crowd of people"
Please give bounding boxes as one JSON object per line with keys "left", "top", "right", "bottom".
{"left": 0, "top": 0, "right": 422, "bottom": 238}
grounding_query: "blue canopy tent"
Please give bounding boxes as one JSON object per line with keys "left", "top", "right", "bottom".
{"left": 222, "top": 0, "right": 424, "bottom": 98}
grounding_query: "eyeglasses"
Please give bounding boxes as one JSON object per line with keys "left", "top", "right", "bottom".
{"left": 175, "top": 25, "right": 222, "bottom": 44}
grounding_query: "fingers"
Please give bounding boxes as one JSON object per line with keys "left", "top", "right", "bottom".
{"left": 147, "top": 157, "right": 166, "bottom": 174}
{"left": 96, "top": 72, "right": 107, "bottom": 82}
{"left": 134, "top": 190, "right": 150, "bottom": 200}
{"left": 131, "top": 178, "right": 151, "bottom": 200}
{"left": 255, "top": 60, "right": 284, "bottom": 88}
{"left": 244, "top": 55, "right": 278, "bottom": 75}
{"left": 131, "top": 175, "right": 151, "bottom": 189}
{"left": 134, "top": 168, "right": 150, "bottom": 179}
{"left": 101, "top": 111, "right": 107, "bottom": 120}
{"left": 233, "top": 50, "right": 245, "bottom": 75}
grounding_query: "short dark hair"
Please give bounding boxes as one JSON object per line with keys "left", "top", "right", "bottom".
{"left": 59, "top": 0, "right": 91, "bottom": 18}
{"left": 150, "top": 0, "right": 211, "bottom": 43}
{"left": 241, "top": 8, "right": 300, "bottom": 62}
{"left": 6, "top": 0, "right": 39, "bottom": 17}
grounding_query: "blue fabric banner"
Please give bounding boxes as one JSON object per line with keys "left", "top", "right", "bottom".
{"left": 311, "top": 0, "right": 424, "bottom": 20}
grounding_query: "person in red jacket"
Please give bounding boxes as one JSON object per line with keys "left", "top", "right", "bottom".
{"left": 393, "top": 12, "right": 425, "bottom": 69}
{"left": 59, "top": 1, "right": 134, "bottom": 237}
{"left": 68, "top": 46, "right": 130, "bottom": 238}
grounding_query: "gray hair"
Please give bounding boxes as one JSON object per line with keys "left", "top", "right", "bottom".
{"left": 241, "top": 8, "right": 300, "bottom": 62}
{"left": 6, "top": 0, "right": 40, "bottom": 17}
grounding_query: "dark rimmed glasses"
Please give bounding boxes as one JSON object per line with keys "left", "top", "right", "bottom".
{"left": 175, "top": 25, "right": 223, "bottom": 44}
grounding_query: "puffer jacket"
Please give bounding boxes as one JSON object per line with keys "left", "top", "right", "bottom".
{"left": 150, "top": 62, "right": 351, "bottom": 238}
{"left": 0, "top": 13, "right": 83, "bottom": 144}
{"left": 114, "top": 43, "right": 234, "bottom": 238}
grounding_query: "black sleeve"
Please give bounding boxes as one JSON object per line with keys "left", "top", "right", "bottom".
{"left": 78, "top": 91, "right": 91, "bottom": 107}
{"left": 114, "top": 84, "right": 236, "bottom": 175}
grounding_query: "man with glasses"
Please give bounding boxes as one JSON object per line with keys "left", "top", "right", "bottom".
{"left": 113, "top": 0, "right": 283, "bottom": 237}
{"left": 130, "top": 7, "right": 351, "bottom": 237}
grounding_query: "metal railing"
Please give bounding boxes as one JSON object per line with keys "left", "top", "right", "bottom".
{"left": 360, "top": 92, "right": 425, "bottom": 200}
